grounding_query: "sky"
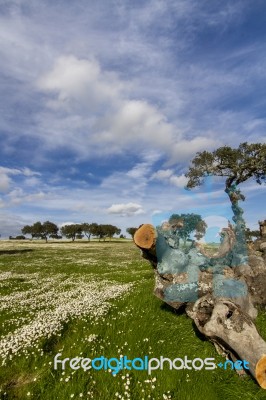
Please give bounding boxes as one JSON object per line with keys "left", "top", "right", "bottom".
{"left": 0, "top": 0, "right": 266, "bottom": 238}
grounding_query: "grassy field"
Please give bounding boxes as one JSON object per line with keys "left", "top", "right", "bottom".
{"left": 1, "top": 240, "right": 266, "bottom": 400}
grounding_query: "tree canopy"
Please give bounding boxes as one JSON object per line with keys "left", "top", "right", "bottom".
{"left": 81, "top": 223, "right": 99, "bottom": 241}
{"left": 185, "top": 142, "right": 266, "bottom": 202}
{"left": 126, "top": 227, "right": 138, "bottom": 238}
{"left": 21, "top": 221, "right": 58, "bottom": 242}
{"left": 169, "top": 213, "right": 207, "bottom": 243}
{"left": 20, "top": 221, "right": 122, "bottom": 242}
{"left": 60, "top": 224, "right": 83, "bottom": 241}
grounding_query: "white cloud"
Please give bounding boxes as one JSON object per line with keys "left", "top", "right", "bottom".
{"left": 151, "top": 169, "right": 173, "bottom": 180}
{"left": 59, "top": 222, "right": 77, "bottom": 228}
{"left": 0, "top": 167, "right": 38, "bottom": 193}
{"left": 167, "top": 137, "right": 220, "bottom": 164}
{"left": 0, "top": 212, "right": 30, "bottom": 238}
{"left": 169, "top": 174, "right": 188, "bottom": 188}
{"left": 151, "top": 169, "right": 188, "bottom": 188}
{"left": 0, "top": 198, "right": 5, "bottom": 208}
{"left": 1, "top": 0, "right": 264, "bottom": 166}
{"left": 107, "top": 202, "right": 145, "bottom": 217}
{"left": 203, "top": 215, "right": 229, "bottom": 230}
{"left": 0, "top": 166, "right": 42, "bottom": 201}
{"left": 151, "top": 209, "right": 162, "bottom": 215}
{"left": 38, "top": 56, "right": 123, "bottom": 111}
{"left": 35, "top": 54, "right": 221, "bottom": 162}
{"left": 126, "top": 162, "right": 152, "bottom": 179}
{"left": 0, "top": 173, "right": 11, "bottom": 192}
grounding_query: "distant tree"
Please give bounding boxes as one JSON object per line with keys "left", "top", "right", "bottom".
{"left": 42, "top": 221, "right": 59, "bottom": 243}
{"left": 93, "top": 224, "right": 105, "bottom": 241}
{"left": 104, "top": 224, "right": 121, "bottom": 241}
{"left": 49, "top": 234, "right": 63, "bottom": 239}
{"left": 245, "top": 228, "right": 260, "bottom": 241}
{"left": 120, "top": 234, "right": 126, "bottom": 239}
{"left": 126, "top": 227, "right": 138, "bottom": 238}
{"left": 81, "top": 223, "right": 99, "bottom": 241}
{"left": 60, "top": 224, "right": 83, "bottom": 241}
{"left": 169, "top": 213, "right": 207, "bottom": 244}
{"left": 31, "top": 221, "right": 43, "bottom": 239}
{"left": 9, "top": 235, "right": 26, "bottom": 240}
{"left": 21, "top": 224, "right": 35, "bottom": 239}
{"left": 91, "top": 224, "right": 121, "bottom": 241}
{"left": 21, "top": 221, "right": 58, "bottom": 242}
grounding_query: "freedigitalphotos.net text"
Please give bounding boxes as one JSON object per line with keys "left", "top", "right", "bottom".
{"left": 54, "top": 353, "right": 249, "bottom": 375}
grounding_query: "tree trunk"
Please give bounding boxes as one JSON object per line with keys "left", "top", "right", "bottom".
{"left": 190, "top": 294, "right": 266, "bottom": 388}
{"left": 225, "top": 184, "right": 248, "bottom": 266}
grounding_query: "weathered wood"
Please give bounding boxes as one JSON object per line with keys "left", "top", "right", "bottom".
{"left": 191, "top": 295, "right": 266, "bottom": 388}
{"left": 134, "top": 222, "right": 266, "bottom": 388}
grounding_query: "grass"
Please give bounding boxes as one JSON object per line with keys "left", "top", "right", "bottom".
{"left": 0, "top": 240, "right": 266, "bottom": 400}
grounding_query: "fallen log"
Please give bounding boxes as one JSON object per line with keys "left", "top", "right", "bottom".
{"left": 134, "top": 223, "right": 266, "bottom": 388}
{"left": 191, "top": 295, "right": 266, "bottom": 388}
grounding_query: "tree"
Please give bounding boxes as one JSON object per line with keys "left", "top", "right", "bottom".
{"left": 42, "top": 221, "right": 59, "bottom": 243}
{"left": 185, "top": 143, "right": 266, "bottom": 202}
{"left": 21, "top": 224, "right": 34, "bottom": 239}
{"left": 245, "top": 228, "right": 260, "bottom": 241}
{"left": 89, "top": 224, "right": 121, "bottom": 241}
{"left": 21, "top": 221, "right": 58, "bottom": 242}
{"left": 31, "top": 221, "right": 43, "bottom": 239}
{"left": 169, "top": 213, "right": 207, "bottom": 244}
{"left": 81, "top": 223, "right": 99, "bottom": 241}
{"left": 185, "top": 142, "right": 266, "bottom": 264}
{"left": 126, "top": 227, "right": 138, "bottom": 238}
{"left": 49, "top": 234, "right": 63, "bottom": 239}
{"left": 60, "top": 224, "right": 83, "bottom": 241}
{"left": 104, "top": 224, "right": 121, "bottom": 241}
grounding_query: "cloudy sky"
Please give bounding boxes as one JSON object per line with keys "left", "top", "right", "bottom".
{"left": 0, "top": 0, "right": 265, "bottom": 238}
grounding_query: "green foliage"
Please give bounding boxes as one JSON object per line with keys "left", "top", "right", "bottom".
{"left": 60, "top": 224, "right": 83, "bottom": 241}
{"left": 21, "top": 223, "right": 122, "bottom": 242}
{"left": 126, "top": 227, "right": 138, "bottom": 238}
{"left": 21, "top": 221, "right": 58, "bottom": 242}
{"left": 169, "top": 213, "right": 207, "bottom": 242}
{"left": 102, "top": 224, "right": 121, "bottom": 240}
{"left": 185, "top": 142, "right": 266, "bottom": 192}
{"left": 93, "top": 224, "right": 121, "bottom": 241}
{"left": 9, "top": 235, "right": 26, "bottom": 240}
{"left": 81, "top": 222, "right": 99, "bottom": 240}
{"left": 245, "top": 228, "right": 260, "bottom": 241}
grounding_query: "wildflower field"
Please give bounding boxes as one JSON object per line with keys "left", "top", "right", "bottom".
{"left": 1, "top": 240, "right": 266, "bottom": 400}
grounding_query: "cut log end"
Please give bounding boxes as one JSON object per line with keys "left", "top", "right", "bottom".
{"left": 134, "top": 224, "right": 157, "bottom": 250}
{"left": 256, "top": 355, "right": 266, "bottom": 389}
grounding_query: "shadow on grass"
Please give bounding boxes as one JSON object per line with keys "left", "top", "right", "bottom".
{"left": 160, "top": 301, "right": 208, "bottom": 341}
{"left": 160, "top": 301, "right": 187, "bottom": 316}
{"left": 0, "top": 249, "right": 33, "bottom": 255}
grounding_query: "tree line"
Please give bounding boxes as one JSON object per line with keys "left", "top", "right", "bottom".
{"left": 15, "top": 222, "right": 139, "bottom": 242}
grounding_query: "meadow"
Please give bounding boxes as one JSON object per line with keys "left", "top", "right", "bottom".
{"left": 1, "top": 240, "right": 266, "bottom": 400}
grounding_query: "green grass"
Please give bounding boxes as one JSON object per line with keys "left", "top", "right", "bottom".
{"left": 0, "top": 240, "right": 266, "bottom": 400}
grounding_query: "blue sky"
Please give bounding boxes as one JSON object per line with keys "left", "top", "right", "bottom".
{"left": 0, "top": 0, "right": 265, "bottom": 238}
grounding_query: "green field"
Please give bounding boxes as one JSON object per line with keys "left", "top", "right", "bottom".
{"left": 1, "top": 240, "right": 266, "bottom": 400}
